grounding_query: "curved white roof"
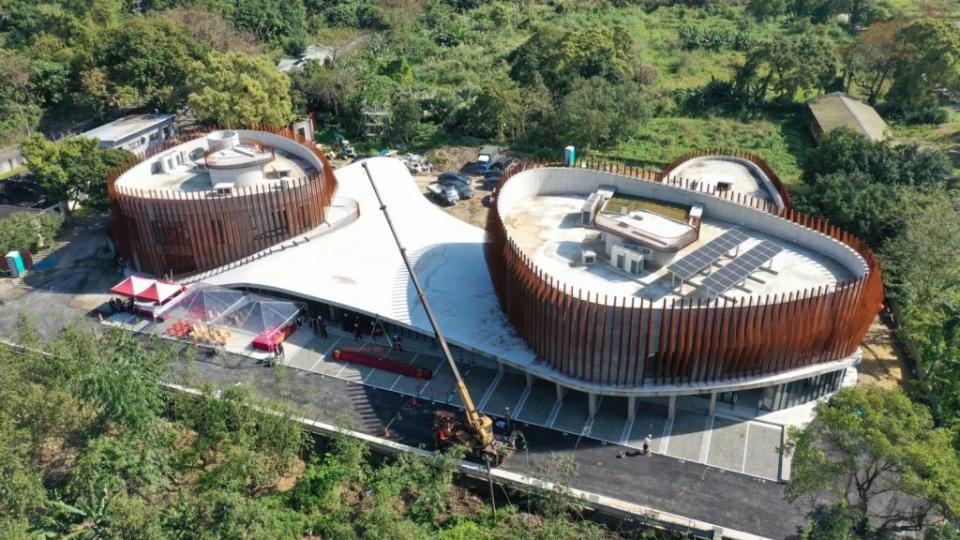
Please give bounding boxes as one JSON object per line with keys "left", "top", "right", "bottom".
{"left": 201, "top": 158, "right": 537, "bottom": 367}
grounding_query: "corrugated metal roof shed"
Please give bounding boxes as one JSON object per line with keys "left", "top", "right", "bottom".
{"left": 807, "top": 93, "right": 889, "bottom": 142}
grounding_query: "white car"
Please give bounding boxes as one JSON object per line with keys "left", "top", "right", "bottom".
{"left": 404, "top": 154, "right": 433, "bottom": 174}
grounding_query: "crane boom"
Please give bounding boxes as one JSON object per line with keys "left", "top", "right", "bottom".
{"left": 361, "top": 163, "right": 494, "bottom": 446}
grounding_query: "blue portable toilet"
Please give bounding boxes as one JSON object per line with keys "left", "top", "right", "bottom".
{"left": 5, "top": 251, "right": 25, "bottom": 277}
{"left": 564, "top": 145, "right": 576, "bottom": 167}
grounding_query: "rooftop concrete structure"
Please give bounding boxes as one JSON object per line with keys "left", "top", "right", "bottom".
{"left": 108, "top": 128, "right": 336, "bottom": 277}
{"left": 114, "top": 130, "right": 318, "bottom": 193}
{"left": 504, "top": 193, "right": 852, "bottom": 304}
{"left": 667, "top": 156, "right": 781, "bottom": 204}
{"left": 81, "top": 113, "right": 177, "bottom": 153}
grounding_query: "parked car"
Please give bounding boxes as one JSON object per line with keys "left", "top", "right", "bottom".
{"left": 449, "top": 181, "right": 474, "bottom": 199}
{"left": 427, "top": 182, "right": 459, "bottom": 205}
{"left": 482, "top": 175, "right": 501, "bottom": 191}
{"left": 478, "top": 145, "right": 500, "bottom": 167}
{"left": 437, "top": 172, "right": 471, "bottom": 186}
{"left": 491, "top": 157, "right": 516, "bottom": 170}
{"left": 334, "top": 133, "right": 356, "bottom": 158}
{"left": 404, "top": 153, "right": 432, "bottom": 174}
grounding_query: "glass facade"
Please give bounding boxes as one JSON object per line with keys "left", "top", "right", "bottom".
{"left": 758, "top": 369, "right": 844, "bottom": 410}
{"left": 235, "top": 286, "right": 847, "bottom": 410}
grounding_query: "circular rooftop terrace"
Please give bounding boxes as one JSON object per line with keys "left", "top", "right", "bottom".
{"left": 114, "top": 129, "right": 322, "bottom": 193}
{"left": 108, "top": 127, "right": 337, "bottom": 278}
{"left": 485, "top": 162, "right": 882, "bottom": 388}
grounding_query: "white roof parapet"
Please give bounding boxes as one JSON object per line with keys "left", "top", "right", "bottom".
{"left": 81, "top": 113, "right": 175, "bottom": 146}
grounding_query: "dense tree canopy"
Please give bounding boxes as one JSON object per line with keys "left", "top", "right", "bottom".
{"left": 0, "top": 212, "right": 63, "bottom": 255}
{"left": 93, "top": 16, "right": 207, "bottom": 111}
{"left": 0, "top": 319, "right": 646, "bottom": 539}
{"left": 509, "top": 24, "right": 636, "bottom": 96}
{"left": 797, "top": 128, "right": 956, "bottom": 245}
{"left": 840, "top": 20, "right": 907, "bottom": 104}
{"left": 234, "top": 0, "right": 308, "bottom": 45}
{"left": 461, "top": 78, "right": 551, "bottom": 142}
{"left": 881, "top": 194, "right": 960, "bottom": 427}
{"left": 187, "top": 51, "right": 295, "bottom": 127}
{"left": 539, "top": 77, "right": 649, "bottom": 149}
{"left": 20, "top": 135, "right": 132, "bottom": 212}
{"left": 885, "top": 19, "right": 960, "bottom": 123}
{"left": 786, "top": 386, "right": 960, "bottom": 538}
{"left": 734, "top": 30, "right": 838, "bottom": 103}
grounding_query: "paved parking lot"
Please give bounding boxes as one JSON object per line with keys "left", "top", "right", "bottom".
{"left": 284, "top": 329, "right": 786, "bottom": 481}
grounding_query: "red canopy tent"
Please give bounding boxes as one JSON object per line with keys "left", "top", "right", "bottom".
{"left": 139, "top": 281, "right": 184, "bottom": 303}
{"left": 110, "top": 275, "right": 154, "bottom": 298}
{"left": 111, "top": 276, "right": 183, "bottom": 304}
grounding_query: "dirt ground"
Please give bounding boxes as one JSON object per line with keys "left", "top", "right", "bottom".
{"left": 857, "top": 315, "right": 908, "bottom": 389}
{"left": 412, "top": 172, "right": 491, "bottom": 229}
{"left": 415, "top": 145, "right": 537, "bottom": 229}
{"left": 329, "top": 145, "right": 544, "bottom": 229}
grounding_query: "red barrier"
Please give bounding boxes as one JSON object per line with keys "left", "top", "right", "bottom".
{"left": 333, "top": 347, "right": 433, "bottom": 380}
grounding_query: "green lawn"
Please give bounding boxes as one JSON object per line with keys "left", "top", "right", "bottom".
{"left": 605, "top": 194, "right": 690, "bottom": 222}
{"left": 889, "top": 107, "right": 960, "bottom": 172}
{"left": 594, "top": 114, "right": 813, "bottom": 184}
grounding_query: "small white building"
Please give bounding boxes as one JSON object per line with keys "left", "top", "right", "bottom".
{"left": 81, "top": 114, "right": 177, "bottom": 153}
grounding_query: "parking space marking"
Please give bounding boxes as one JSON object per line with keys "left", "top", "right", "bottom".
{"left": 477, "top": 369, "right": 503, "bottom": 411}
{"left": 545, "top": 400, "right": 563, "bottom": 428}
{"left": 308, "top": 337, "right": 345, "bottom": 372}
{"left": 512, "top": 385, "right": 533, "bottom": 418}
{"left": 660, "top": 418, "right": 673, "bottom": 455}
{"left": 699, "top": 415, "right": 714, "bottom": 463}
{"left": 741, "top": 422, "right": 752, "bottom": 474}
{"left": 388, "top": 352, "right": 420, "bottom": 391}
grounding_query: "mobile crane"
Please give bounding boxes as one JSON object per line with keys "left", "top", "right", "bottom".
{"left": 361, "top": 162, "right": 516, "bottom": 465}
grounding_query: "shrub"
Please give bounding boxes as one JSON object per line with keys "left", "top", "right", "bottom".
{"left": 678, "top": 24, "right": 752, "bottom": 51}
{"left": 0, "top": 212, "right": 63, "bottom": 255}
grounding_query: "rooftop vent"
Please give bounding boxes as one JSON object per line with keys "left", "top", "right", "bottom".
{"left": 206, "top": 130, "right": 239, "bottom": 152}
{"left": 581, "top": 249, "right": 597, "bottom": 266}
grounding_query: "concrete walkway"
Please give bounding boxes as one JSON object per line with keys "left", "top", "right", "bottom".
{"left": 260, "top": 326, "right": 786, "bottom": 481}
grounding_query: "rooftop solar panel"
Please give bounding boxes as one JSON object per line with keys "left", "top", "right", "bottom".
{"left": 700, "top": 241, "right": 784, "bottom": 296}
{"left": 666, "top": 229, "right": 749, "bottom": 281}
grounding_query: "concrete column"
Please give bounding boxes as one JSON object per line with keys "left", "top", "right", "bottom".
{"left": 555, "top": 383, "right": 568, "bottom": 401}
{"left": 667, "top": 395, "right": 677, "bottom": 420}
{"left": 588, "top": 393, "right": 598, "bottom": 418}
{"left": 627, "top": 396, "right": 637, "bottom": 421}
{"left": 708, "top": 392, "right": 717, "bottom": 416}
{"left": 525, "top": 372, "right": 535, "bottom": 388}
